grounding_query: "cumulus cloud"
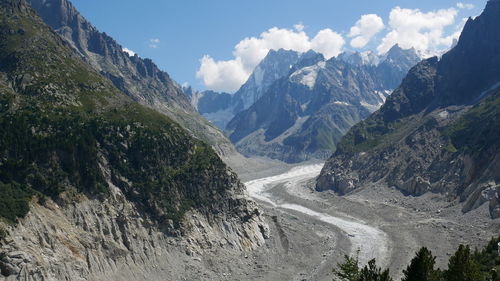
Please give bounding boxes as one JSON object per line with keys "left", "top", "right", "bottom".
{"left": 196, "top": 26, "right": 345, "bottom": 92}
{"left": 311, "top": 29, "right": 345, "bottom": 59}
{"left": 376, "top": 7, "right": 459, "bottom": 56}
{"left": 348, "top": 14, "right": 385, "bottom": 48}
{"left": 149, "top": 38, "right": 160, "bottom": 48}
{"left": 196, "top": 56, "right": 248, "bottom": 93}
{"left": 456, "top": 2, "right": 474, "bottom": 9}
{"left": 122, "top": 47, "right": 136, "bottom": 57}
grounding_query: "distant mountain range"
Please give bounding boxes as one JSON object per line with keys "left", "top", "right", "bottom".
{"left": 317, "top": 0, "right": 500, "bottom": 218}
{"left": 192, "top": 45, "right": 420, "bottom": 162}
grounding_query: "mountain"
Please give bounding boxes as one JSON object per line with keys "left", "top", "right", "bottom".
{"left": 26, "top": 0, "right": 236, "bottom": 157}
{"left": 187, "top": 48, "right": 303, "bottom": 129}
{"left": 226, "top": 46, "right": 421, "bottom": 162}
{"left": 317, "top": 0, "right": 500, "bottom": 218}
{"left": 233, "top": 48, "right": 304, "bottom": 112}
{"left": 184, "top": 87, "right": 234, "bottom": 129}
{"left": 337, "top": 50, "right": 380, "bottom": 66}
{"left": 0, "top": 1, "right": 267, "bottom": 279}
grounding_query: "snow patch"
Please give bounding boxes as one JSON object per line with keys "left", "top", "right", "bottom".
{"left": 289, "top": 61, "right": 326, "bottom": 89}
{"left": 333, "top": 101, "right": 350, "bottom": 106}
{"left": 360, "top": 101, "right": 384, "bottom": 112}
{"left": 252, "top": 66, "right": 264, "bottom": 88}
{"left": 438, "top": 110, "right": 449, "bottom": 119}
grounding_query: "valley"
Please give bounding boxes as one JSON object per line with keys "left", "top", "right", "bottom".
{"left": 222, "top": 160, "right": 499, "bottom": 280}
{"left": 0, "top": 0, "right": 498, "bottom": 280}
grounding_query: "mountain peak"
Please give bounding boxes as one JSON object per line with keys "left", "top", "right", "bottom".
{"left": 289, "top": 49, "right": 325, "bottom": 72}
{"left": 385, "top": 44, "right": 419, "bottom": 60}
{"left": 436, "top": 0, "right": 500, "bottom": 105}
{"left": 337, "top": 50, "right": 379, "bottom": 66}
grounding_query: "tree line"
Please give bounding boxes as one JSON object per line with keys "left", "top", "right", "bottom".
{"left": 333, "top": 236, "right": 500, "bottom": 281}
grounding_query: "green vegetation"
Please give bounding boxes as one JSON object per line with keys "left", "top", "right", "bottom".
{"left": 444, "top": 91, "right": 500, "bottom": 155}
{"left": 333, "top": 251, "right": 361, "bottom": 281}
{"left": 0, "top": 181, "right": 36, "bottom": 224}
{"left": 402, "top": 247, "right": 442, "bottom": 281}
{"left": 0, "top": 0, "right": 234, "bottom": 226}
{"left": 336, "top": 113, "right": 407, "bottom": 153}
{"left": 0, "top": 226, "right": 7, "bottom": 240}
{"left": 333, "top": 236, "right": 500, "bottom": 281}
{"left": 333, "top": 252, "right": 393, "bottom": 281}
{"left": 445, "top": 245, "right": 482, "bottom": 281}
{"left": 474, "top": 236, "right": 500, "bottom": 280}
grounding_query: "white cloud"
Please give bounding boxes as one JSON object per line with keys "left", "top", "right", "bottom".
{"left": 196, "top": 56, "right": 248, "bottom": 93}
{"left": 149, "top": 38, "right": 160, "bottom": 48}
{"left": 348, "top": 14, "right": 385, "bottom": 48}
{"left": 377, "top": 7, "right": 459, "bottom": 56}
{"left": 122, "top": 47, "right": 136, "bottom": 57}
{"left": 196, "top": 25, "right": 345, "bottom": 92}
{"left": 310, "top": 29, "right": 345, "bottom": 59}
{"left": 294, "top": 23, "right": 304, "bottom": 32}
{"left": 457, "top": 2, "right": 475, "bottom": 9}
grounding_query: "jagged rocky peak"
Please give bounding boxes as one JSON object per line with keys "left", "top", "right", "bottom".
{"left": 337, "top": 50, "right": 379, "bottom": 66}
{"left": 234, "top": 48, "right": 301, "bottom": 111}
{"left": 27, "top": 0, "right": 190, "bottom": 109}
{"left": 316, "top": 0, "right": 500, "bottom": 218}
{"left": 337, "top": 44, "right": 420, "bottom": 68}
{"left": 290, "top": 49, "right": 325, "bottom": 71}
{"left": 27, "top": 0, "right": 238, "bottom": 158}
{"left": 436, "top": 0, "right": 500, "bottom": 106}
{"left": 380, "top": 44, "right": 421, "bottom": 70}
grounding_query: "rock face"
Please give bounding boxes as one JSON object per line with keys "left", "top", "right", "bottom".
{"left": 0, "top": 182, "right": 268, "bottom": 280}
{"left": 185, "top": 88, "right": 234, "bottom": 129}
{"left": 0, "top": 184, "right": 268, "bottom": 281}
{"left": 232, "top": 49, "right": 303, "bottom": 112}
{"left": 27, "top": 0, "right": 236, "bottom": 157}
{"left": 226, "top": 46, "right": 421, "bottom": 162}
{"left": 317, "top": 0, "right": 500, "bottom": 218}
{"left": 0, "top": 1, "right": 267, "bottom": 279}
{"left": 187, "top": 49, "right": 303, "bottom": 130}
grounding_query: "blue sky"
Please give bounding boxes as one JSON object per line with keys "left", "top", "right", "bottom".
{"left": 70, "top": 0, "right": 486, "bottom": 92}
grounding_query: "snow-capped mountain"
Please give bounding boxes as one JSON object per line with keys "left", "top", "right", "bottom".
{"left": 226, "top": 45, "right": 422, "bottom": 162}
{"left": 187, "top": 49, "right": 303, "bottom": 129}
{"left": 233, "top": 49, "right": 302, "bottom": 111}
{"left": 337, "top": 50, "right": 380, "bottom": 66}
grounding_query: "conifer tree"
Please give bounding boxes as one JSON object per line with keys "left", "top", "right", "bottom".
{"left": 445, "top": 245, "right": 482, "bottom": 281}
{"left": 402, "top": 247, "right": 442, "bottom": 281}
{"left": 333, "top": 251, "right": 360, "bottom": 281}
{"left": 358, "top": 259, "right": 393, "bottom": 281}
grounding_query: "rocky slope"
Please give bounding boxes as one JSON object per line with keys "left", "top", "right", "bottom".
{"left": 27, "top": 0, "right": 236, "bottom": 157}
{"left": 317, "top": 0, "right": 500, "bottom": 218}
{"left": 226, "top": 46, "right": 421, "bottom": 162}
{"left": 0, "top": 1, "right": 267, "bottom": 279}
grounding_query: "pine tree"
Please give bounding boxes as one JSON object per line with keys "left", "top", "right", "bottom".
{"left": 333, "top": 252, "right": 360, "bottom": 281}
{"left": 358, "top": 259, "right": 393, "bottom": 281}
{"left": 402, "top": 247, "right": 442, "bottom": 281}
{"left": 445, "top": 245, "right": 482, "bottom": 281}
